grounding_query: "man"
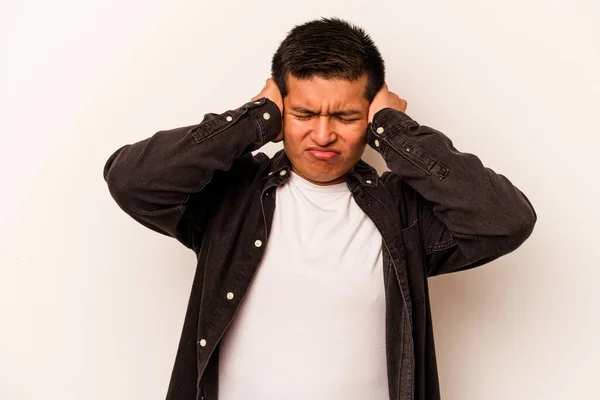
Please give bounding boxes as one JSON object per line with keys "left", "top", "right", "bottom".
{"left": 103, "top": 17, "right": 536, "bottom": 400}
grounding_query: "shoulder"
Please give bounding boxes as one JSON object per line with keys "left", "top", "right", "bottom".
{"left": 380, "top": 170, "right": 423, "bottom": 215}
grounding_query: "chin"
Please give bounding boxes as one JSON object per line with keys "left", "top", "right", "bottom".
{"left": 307, "top": 170, "right": 347, "bottom": 185}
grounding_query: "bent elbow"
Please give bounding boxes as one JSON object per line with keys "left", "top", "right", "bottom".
{"left": 103, "top": 144, "right": 138, "bottom": 212}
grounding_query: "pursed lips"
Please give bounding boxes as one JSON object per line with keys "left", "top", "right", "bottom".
{"left": 306, "top": 147, "right": 340, "bottom": 160}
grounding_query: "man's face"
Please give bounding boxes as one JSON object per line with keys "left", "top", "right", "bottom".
{"left": 282, "top": 73, "right": 371, "bottom": 185}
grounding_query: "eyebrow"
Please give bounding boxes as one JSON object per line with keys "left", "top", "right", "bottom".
{"left": 290, "top": 106, "right": 362, "bottom": 117}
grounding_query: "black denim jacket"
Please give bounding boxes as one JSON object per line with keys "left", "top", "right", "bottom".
{"left": 103, "top": 97, "right": 537, "bottom": 400}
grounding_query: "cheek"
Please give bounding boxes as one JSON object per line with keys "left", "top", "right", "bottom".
{"left": 337, "top": 131, "right": 367, "bottom": 162}
{"left": 283, "top": 120, "right": 309, "bottom": 145}
{"left": 341, "top": 126, "right": 367, "bottom": 147}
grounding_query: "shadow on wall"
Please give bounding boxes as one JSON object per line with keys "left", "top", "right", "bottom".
{"left": 362, "top": 146, "right": 388, "bottom": 174}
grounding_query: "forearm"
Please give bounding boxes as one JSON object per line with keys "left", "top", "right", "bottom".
{"left": 369, "top": 107, "right": 537, "bottom": 261}
{"left": 103, "top": 97, "right": 281, "bottom": 234}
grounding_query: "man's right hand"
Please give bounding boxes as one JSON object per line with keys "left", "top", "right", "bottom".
{"left": 251, "top": 78, "right": 284, "bottom": 143}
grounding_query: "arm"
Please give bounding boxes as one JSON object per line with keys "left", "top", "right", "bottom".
{"left": 103, "top": 94, "right": 282, "bottom": 251}
{"left": 367, "top": 88, "right": 537, "bottom": 277}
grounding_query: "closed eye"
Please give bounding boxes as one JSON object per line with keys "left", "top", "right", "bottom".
{"left": 337, "top": 117, "right": 360, "bottom": 124}
{"left": 294, "top": 115, "right": 360, "bottom": 124}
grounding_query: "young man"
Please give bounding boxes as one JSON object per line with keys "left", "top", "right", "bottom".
{"left": 104, "top": 17, "right": 536, "bottom": 400}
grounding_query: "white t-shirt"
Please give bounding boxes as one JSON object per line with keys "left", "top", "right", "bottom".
{"left": 218, "top": 170, "right": 389, "bottom": 400}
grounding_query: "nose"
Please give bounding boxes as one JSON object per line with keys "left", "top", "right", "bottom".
{"left": 310, "top": 116, "right": 336, "bottom": 146}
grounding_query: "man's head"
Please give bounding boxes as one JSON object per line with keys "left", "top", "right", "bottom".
{"left": 271, "top": 18, "right": 385, "bottom": 185}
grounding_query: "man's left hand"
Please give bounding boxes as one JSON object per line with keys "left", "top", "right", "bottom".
{"left": 368, "top": 83, "right": 408, "bottom": 123}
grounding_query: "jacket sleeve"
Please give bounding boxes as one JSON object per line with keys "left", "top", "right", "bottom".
{"left": 102, "top": 97, "right": 282, "bottom": 251}
{"left": 368, "top": 107, "right": 537, "bottom": 277}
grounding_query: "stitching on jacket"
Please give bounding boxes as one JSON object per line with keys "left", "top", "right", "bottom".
{"left": 425, "top": 237, "right": 456, "bottom": 253}
{"left": 191, "top": 107, "right": 249, "bottom": 144}
{"left": 384, "top": 130, "right": 449, "bottom": 180}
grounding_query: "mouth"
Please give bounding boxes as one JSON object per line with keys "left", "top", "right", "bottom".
{"left": 306, "top": 148, "right": 340, "bottom": 160}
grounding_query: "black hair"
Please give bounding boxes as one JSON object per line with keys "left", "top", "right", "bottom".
{"left": 271, "top": 17, "right": 385, "bottom": 102}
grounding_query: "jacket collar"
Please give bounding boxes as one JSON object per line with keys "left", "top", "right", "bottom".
{"left": 263, "top": 149, "right": 379, "bottom": 188}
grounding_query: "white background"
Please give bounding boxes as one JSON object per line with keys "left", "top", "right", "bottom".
{"left": 1, "top": 0, "right": 599, "bottom": 399}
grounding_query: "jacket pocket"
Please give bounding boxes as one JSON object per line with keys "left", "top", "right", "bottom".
{"left": 400, "top": 218, "right": 420, "bottom": 253}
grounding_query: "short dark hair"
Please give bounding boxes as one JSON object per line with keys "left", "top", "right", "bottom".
{"left": 271, "top": 17, "right": 385, "bottom": 102}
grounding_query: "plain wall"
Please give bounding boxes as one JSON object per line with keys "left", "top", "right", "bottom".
{"left": 1, "top": 0, "right": 599, "bottom": 399}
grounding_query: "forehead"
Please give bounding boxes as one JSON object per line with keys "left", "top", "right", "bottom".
{"left": 286, "top": 73, "right": 369, "bottom": 110}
